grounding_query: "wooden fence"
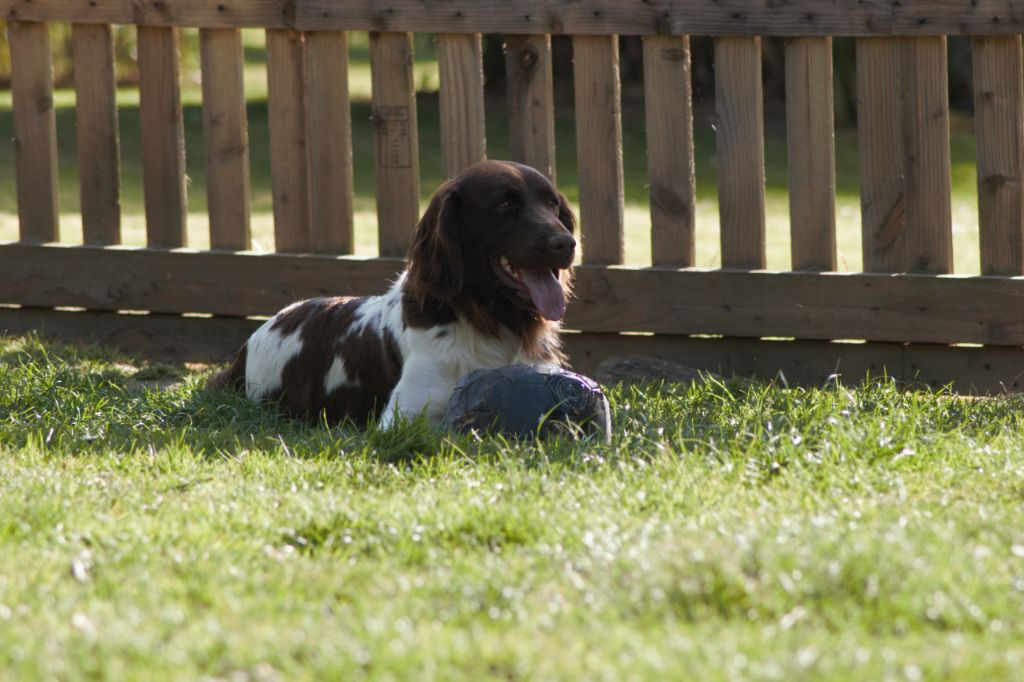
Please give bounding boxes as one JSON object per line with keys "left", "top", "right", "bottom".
{"left": 3, "top": 0, "right": 1024, "bottom": 392}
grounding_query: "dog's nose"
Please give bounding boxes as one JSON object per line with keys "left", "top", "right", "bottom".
{"left": 550, "top": 233, "right": 576, "bottom": 253}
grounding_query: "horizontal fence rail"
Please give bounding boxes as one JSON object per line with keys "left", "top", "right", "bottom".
{"left": 3, "top": 2, "right": 1024, "bottom": 393}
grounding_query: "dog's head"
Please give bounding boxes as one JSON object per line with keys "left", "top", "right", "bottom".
{"left": 406, "top": 160, "right": 577, "bottom": 322}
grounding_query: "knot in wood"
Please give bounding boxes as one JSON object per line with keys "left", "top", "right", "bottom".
{"left": 519, "top": 47, "right": 538, "bottom": 71}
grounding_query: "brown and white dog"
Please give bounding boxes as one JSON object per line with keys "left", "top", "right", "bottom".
{"left": 210, "top": 160, "right": 577, "bottom": 427}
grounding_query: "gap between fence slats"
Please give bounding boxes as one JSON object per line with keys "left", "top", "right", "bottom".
{"left": 370, "top": 31, "right": 421, "bottom": 258}
{"left": 785, "top": 36, "right": 836, "bottom": 271}
{"left": 8, "top": 21, "right": 59, "bottom": 243}
{"left": 573, "top": 34, "right": 624, "bottom": 265}
{"left": 714, "top": 36, "right": 766, "bottom": 269}
{"left": 305, "top": 30, "right": 355, "bottom": 254}
{"left": 266, "top": 28, "right": 312, "bottom": 253}
{"left": 8, "top": 245, "right": 1024, "bottom": 347}
{"left": 72, "top": 24, "right": 121, "bottom": 246}
{"left": 900, "top": 36, "right": 952, "bottom": 274}
{"left": 137, "top": 26, "right": 187, "bottom": 248}
{"left": 972, "top": 35, "right": 1024, "bottom": 276}
{"left": 643, "top": 34, "right": 695, "bottom": 268}
{"left": 200, "top": 28, "right": 251, "bottom": 251}
{"left": 505, "top": 34, "right": 556, "bottom": 182}
{"left": 438, "top": 33, "right": 486, "bottom": 179}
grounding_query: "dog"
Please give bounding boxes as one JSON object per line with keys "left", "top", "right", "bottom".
{"left": 209, "top": 160, "right": 577, "bottom": 427}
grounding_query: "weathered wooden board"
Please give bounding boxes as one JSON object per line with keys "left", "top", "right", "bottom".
{"left": 200, "top": 27, "right": 251, "bottom": 251}
{"left": 6, "top": 244, "right": 1024, "bottom": 346}
{"left": 8, "top": 21, "right": 59, "bottom": 243}
{"left": 0, "top": 0, "right": 289, "bottom": 28}
{"left": 370, "top": 31, "right": 420, "bottom": 258}
{"left": 138, "top": 26, "right": 188, "bottom": 248}
{"left": 5, "top": 307, "right": 1024, "bottom": 395}
{"left": 972, "top": 35, "right": 1024, "bottom": 276}
{"left": 643, "top": 34, "right": 695, "bottom": 267}
{"left": 573, "top": 35, "right": 624, "bottom": 265}
{"left": 305, "top": 30, "right": 355, "bottom": 254}
{"left": 266, "top": 28, "right": 312, "bottom": 253}
{"left": 505, "top": 34, "right": 556, "bottom": 181}
{"left": 714, "top": 36, "right": 766, "bottom": 269}
{"left": 72, "top": 23, "right": 121, "bottom": 245}
{"left": 437, "top": 33, "right": 486, "bottom": 179}
{"left": 785, "top": 36, "right": 836, "bottom": 271}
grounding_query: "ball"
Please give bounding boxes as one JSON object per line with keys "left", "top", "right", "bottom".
{"left": 442, "top": 364, "right": 612, "bottom": 442}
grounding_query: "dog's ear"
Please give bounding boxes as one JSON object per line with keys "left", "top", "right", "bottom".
{"left": 557, "top": 190, "right": 577, "bottom": 235}
{"left": 406, "top": 183, "right": 463, "bottom": 305}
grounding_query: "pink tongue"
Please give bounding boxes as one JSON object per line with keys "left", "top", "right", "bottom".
{"left": 520, "top": 269, "right": 566, "bottom": 321}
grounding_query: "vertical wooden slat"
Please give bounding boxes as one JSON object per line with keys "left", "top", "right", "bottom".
{"left": 643, "top": 35, "right": 695, "bottom": 268}
{"left": 8, "top": 21, "right": 59, "bottom": 243}
{"left": 573, "top": 34, "right": 624, "bottom": 266}
{"left": 505, "top": 34, "right": 556, "bottom": 181}
{"left": 266, "top": 28, "right": 312, "bottom": 253}
{"left": 714, "top": 37, "right": 766, "bottom": 269}
{"left": 785, "top": 37, "right": 836, "bottom": 271}
{"left": 137, "top": 26, "right": 187, "bottom": 248}
{"left": 972, "top": 35, "right": 1024, "bottom": 276}
{"left": 857, "top": 38, "right": 905, "bottom": 272}
{"left": 438, "top": 33, "right": 486, "bottom": 179}
{"left": 72, "top": 24, "right": 120, "bottom": 246}
{"left": 370, "top": 31, "right": 420, "bottom": 258}
{"left": 200, "top": 28, "right": 251, "bottom": 251}
{"left": 900, "top": 36, "right": 952, "bottom": 274}
{"left": 305, "top": 30, "right": 354, "bottom": 254}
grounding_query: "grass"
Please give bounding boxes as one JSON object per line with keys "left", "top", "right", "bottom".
{"left": 0, "top": 31, "right": 986, "bottom": 271}
{"left": 2, "top": 333, "right": 1024, "bottom": 680}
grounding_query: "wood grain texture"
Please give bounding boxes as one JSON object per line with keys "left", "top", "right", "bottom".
{"left": 8, "top": 21, "right": 59, "bottom": 243}
{"left": 305, "top": 30, "right": 354, "bottom": 254}
{"left": 643, "top": 35, "right": 695, "bottom": 268}
{"left": 266, "top": 29, "right": 312, "bottom": 253}
{"left": 7, "top": 307, "right": 1023, "bottom": 395}
{"left": 137, "top": 26, "right": 187, "bottom": 248}
{"left": 714, "top": 37, "right": 766, "bottom": 269}
{"left": 72, "top": 23, "right": 121, "bottom": 246}
{"left": 785, "top": 37, "right": 836, "bottom": 271}
{"left": 370, "top": 31, "right": 420, "bottom": 258}
{"left": 899, "top": 36, "right": 952, "bottom": 274}
{"left": 857, "top": 38, "right": 906, "bottom": 272}
{"left": 200, "top": 28, "right": 251, "bottom": 250}
{"left": 437, "top": 33, "right": 486, "bottom": 179}
{"left": 1, "top": 0, "right": 289, "bottom": 29}
{"left": 972, "top": 35, "right": 1024, "bottom": 276}
{"left": 294, "top": 0, "right": 889, "bottom": 36}
{"left": 573, "top": 35, "right": 624, "bottom": 265}
{"left": 505, "top": 34, "right": 556, "bottom": 181}
{"left": 8, "top": 244, "right": 1024, "bottom": 347}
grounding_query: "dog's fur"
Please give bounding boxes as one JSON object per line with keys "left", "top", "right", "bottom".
{"left": 209, "top": 161, "right": 577, "bottom": 426}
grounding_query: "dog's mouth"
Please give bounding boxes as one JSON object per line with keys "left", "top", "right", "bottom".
{"left": 492, "top": 255, "right": 567, "bottom": 321}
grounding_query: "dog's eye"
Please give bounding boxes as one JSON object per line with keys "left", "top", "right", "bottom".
{"left": 496, "top": 200, "right": 513, "bottom": 211}
{"left": 548, "top": 198, "right": 560, "bottom": 209}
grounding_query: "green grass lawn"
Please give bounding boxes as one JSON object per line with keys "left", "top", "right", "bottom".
{"left": 2, "top": 333, "right": 1024, "bottom": 680}
{"left": 0, "top": 30, "right": 986, "bottom": 271}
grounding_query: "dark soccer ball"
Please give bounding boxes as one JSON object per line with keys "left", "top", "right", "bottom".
{"left": 442, "top": 364, "right": 612, "bottom": 442}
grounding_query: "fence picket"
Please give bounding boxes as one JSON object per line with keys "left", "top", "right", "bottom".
{"left": 200, "top": 28, "right": 251, "bottom": 251}
{"left": 266, "top": 29, "right": 312, "bottom": 253}
{"left": 8, "top": 21, "right": 59, "bottom": 243}
{"left": 972, "top": 35, "right": 1024, "bottom": 276}
{"left": 714, "top": 37, "right": 766, "bottom": 269}
{"left": 438, "top": 33, "right": 486, "bottom": 179}
{"left": 137, "top": 26, "right": 187, "bottom": 248}
{"left": 305, "top": 30, "right": 355, "bottom": 254}
{"left": 785, "top": 37, "right": 836, "bottom": 271}
{"left": 505, "top": 35, "right": 556, "bottom": 181}
{"left": 643, "top": 35, "right": 695, "bottom": 267}
{"left": 573, "top": 35, "right": 624, "bottom": 265}
{"left": 370, "top": 31, "right": 421, "bottom": 258}
{"left": 72, "top": 24, "right": 120, "bottom": 246}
